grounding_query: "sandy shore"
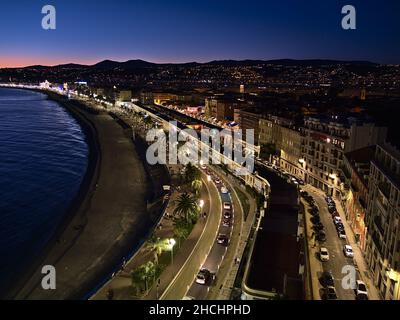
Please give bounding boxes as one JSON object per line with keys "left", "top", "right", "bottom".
{"left": 8, "top": 93, "right": 162, "bottom": 299}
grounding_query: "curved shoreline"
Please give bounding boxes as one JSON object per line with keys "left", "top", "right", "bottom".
{"left": 5, "top": 90, "right": 164, "bottom": 299}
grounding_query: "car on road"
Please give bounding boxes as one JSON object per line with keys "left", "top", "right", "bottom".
{"left": 223, "top": 211, "right": 232, "bottom": 219}
{"left": 316, "top": 230, "right": 326, "bottom": 242}
{"left": 215, "top": 178, "right": 222, "bottom": 184}
{"left": 217, "top": 234, "right": 229, "bottom": 245}
{"left": 200, "top": 164, "right": 207, "bottom": 170}
{"left": 220, "top": 186, "right": 229, "bottom": 194}
{"left": 343, "top": 245, "right": 354, "bottom": 258}
{"left": 196, "top": 269, "right": 211, "bottom": 285}
{"left": 223, "top": 202, "right": 232, "bottom": 210}
{"left": 322, "top": 286, "right": 338, "bottom": 300}
{"left": 298, "top": 179, "right": 305, "bottom": 185}
{"left": 355, "top": 280, "right": 368, "bottom": 296}
{"left": 222, "top": 218, "right": 231, "bottom": 227}
{"left": 320, "top": 272, "right": 335, "bottom": 287}
{"left": 320, "top": 247, "right": 329, "bottom": 261}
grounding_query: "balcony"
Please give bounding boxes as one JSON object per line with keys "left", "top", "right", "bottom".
{"left": 374, "top": 216, "right": 385, "bottom": 236}
{"left": 378, "top": 182, "right": 391, "bottom": 199}
{"left": 371, "top": 232, "right": 383, "bottom": 255}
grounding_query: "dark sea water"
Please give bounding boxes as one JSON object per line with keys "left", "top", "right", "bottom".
{"left": 0, "top": 88, "right": 88, "bottom": 295}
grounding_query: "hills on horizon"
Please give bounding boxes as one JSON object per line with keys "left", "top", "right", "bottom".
{"left": 4, "top": 58, "right": 379, "bottom": 70}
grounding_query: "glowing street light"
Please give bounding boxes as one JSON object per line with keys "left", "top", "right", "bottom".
{"left": 167, "top": 238, "right": 176, "bottom": 264}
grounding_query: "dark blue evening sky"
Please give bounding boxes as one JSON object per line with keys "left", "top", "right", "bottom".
{"left": 0, "top": 0, "right": 399, "bottom": 67}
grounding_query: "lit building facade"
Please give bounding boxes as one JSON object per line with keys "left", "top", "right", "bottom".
{"left": 365, "top": 143, "right": 400, "bottom": 300}
{"left": 301, "top": 116, "right": 387, "bottom": 197}
{"left": 258, "top": 114, "right": 387, "bottom": 197}
{"left": 341, "top": 146, "right": 374, "bottom": 251}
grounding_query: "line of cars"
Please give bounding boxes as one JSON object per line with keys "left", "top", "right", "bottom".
{"left": 325, "top": 196, "right": 357, "bottom": 260}
{"left": 255, "top": 158, "right": 305, "bottom": 186}
{"left": 301, "top": 190, "right": 327, "bottom": 243}
{"left": 302, "top": 189, "right": 369, "bottom": 300}
{"left": 195, "top": 169, "right": 233, "bottom": 287}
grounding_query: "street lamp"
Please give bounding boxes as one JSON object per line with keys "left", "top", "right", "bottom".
{"left": 168, "top": 238, "right": 176, "bottom": 265}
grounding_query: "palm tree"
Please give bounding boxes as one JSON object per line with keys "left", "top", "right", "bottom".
{"left": 131, "top": 261, "right": 157, "bottom": 295}
{"left": 131, "top": 265, "right": 147, "bottom": 295}
{"left": 173, "top": 193, "right": 199, "bottom": 223}
{"left": 191, "top": 179, "right": 202, "bottom": 195}
{"left": 173, "top": 218, "right": 191, "bottom": 247}
{"left": 145, "top": 235, "right": 169, "bottom": 265}
{"left": 184, "top": 163, "right": 201, "bottom": 183}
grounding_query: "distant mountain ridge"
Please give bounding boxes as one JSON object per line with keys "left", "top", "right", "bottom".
{"left": 10, "top": 58, "right": 378, "bottom": 70}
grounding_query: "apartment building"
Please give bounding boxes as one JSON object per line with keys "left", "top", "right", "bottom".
{"left": 301, "top": 116, "right": 387, "bottom": 197}
{"left": 365, "top": 143, "right": 400, "bottom": 300}
{"left": 259, "top": 115, "right": 304, "bottom": 179}
{"left": 341, "top": 146, "right": 375, "bottom": 250}
{"left": 258, "top": 114, "right": 387, "bottom": 198}
{"left": 205, "top": 96, "right": 247, "bottom": 122}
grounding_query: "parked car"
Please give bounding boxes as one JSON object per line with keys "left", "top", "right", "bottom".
{"left": 338, "top": 229, "right": 347, "bottom": 239}
{"left": 331, "top": 211, "right": 340, "bottom": 218}
{"left": 328, "top": 206, "right": 337, "bottom": 214}
{"left": 335, "top": 222, "right": 344, "bottom": 231}
{"left": 326, "top": 196, "right": 335, "bottom": 202}
{"left": 322, "top": 286, "right": 338, "bottom": 300}
{"left": 355, "top": 280, "right": 368, "bottom": 296}
{"left": 312, "top": 222, "right": 324, "bottom": 231}
{"left": 300, "top": 190, "right": 308, "bottom": 197}
{"left": 223, "top": 202, "right": 231, "bottom": 210}
{"left": 298, "top": 179, "right": 305, "bottom": 185}
{"left": 215, "top": 178, "right": 222, "bottom": 184}
{"left": 311, "top": 216, "right": 321, "bottom": 224}
{"left": 356, "top": 293, "right": 369, "bottom": 300}
{"left": 196, "top": 269, "right": 211, "bottom": 285}
{"left": 316, "top": 230, "right": 326, "bottom": 242}
{"left": 343, "top": 245, "right": 354, "bottom": 258}
{"left": 334, "top": 216, "right": 342, "bottom": 225}
{"left": 320, "top": 272, "right": 335, "bottom": 287}
{"left": 320, "top": 247, "right": 330, "bottom": 261}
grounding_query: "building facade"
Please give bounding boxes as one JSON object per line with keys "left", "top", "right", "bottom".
{"left": 341, "top": 146, "right": 374, "bottom": 251}
{"left": 257, "top": 114, "right": 387, "bottom": 197}
{"left": 365, "top": 143, "right": 400, "bottom": 300}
